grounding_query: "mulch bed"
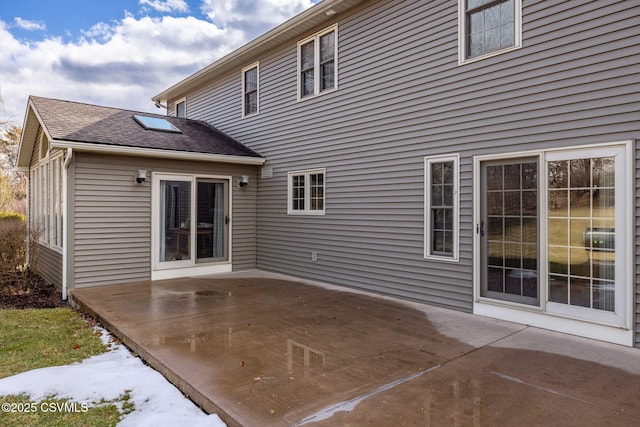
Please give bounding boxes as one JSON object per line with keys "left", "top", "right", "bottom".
{"left": 0, "top": 273, "right": 67, "bottom": 309}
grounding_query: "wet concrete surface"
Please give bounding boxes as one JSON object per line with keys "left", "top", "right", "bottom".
{"left": 69, "top": 272, "right": 640, "bottom": 426}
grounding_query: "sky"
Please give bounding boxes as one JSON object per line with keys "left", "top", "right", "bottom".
{"left": 0, "top": 0, "right": 319, "bottom": 124}
{"left": 0, "top": 327, "right": 225, "bottom": 426}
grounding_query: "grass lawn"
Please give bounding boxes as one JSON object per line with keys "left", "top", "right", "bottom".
{"left": 0, "top": 308, "right": 106, "bottom": 378}
{"left": 0, "top": 393, "right": 132, "bottom": 427}
{"left": 0, "top": 307, "right": 133, "bottom": 426}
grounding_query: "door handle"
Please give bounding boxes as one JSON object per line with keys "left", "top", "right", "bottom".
{"left": 478, "top": 221, "right": 485, "bottom": 236}
{"left": 225, "top": 215, "right": 230, "bottom": 225}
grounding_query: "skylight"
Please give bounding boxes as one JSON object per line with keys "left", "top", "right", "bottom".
{"left": 133, "top": 114, "right": 182, "bottom": 133}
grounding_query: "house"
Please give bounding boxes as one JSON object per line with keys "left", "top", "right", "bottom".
{"left": 19, "top": 0, "right": 639, "bottom": 348}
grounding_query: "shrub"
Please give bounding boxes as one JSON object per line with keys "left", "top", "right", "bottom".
{"left": 0, "top": 211, "right": 26, "bottom": 222}
{"left": 0, "top": 213, "right": 42, "bottom": 294}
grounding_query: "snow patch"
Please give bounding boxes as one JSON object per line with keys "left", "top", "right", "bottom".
{"left": 0, "top": 327, "right": 225, "bottom": 427}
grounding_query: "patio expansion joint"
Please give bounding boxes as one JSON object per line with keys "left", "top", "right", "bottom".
{"left": 290, "top": 364, "right": 443, "bottom": 426}
{"left": 290, "top": 327, "right": 529, "bottom": 426}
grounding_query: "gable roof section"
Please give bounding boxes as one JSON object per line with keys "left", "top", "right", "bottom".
{"left": 17, "top": 96, "right": 263, "bottom": 168}
{"left": 153, "top": 0, "right": 366, "bottom": 103}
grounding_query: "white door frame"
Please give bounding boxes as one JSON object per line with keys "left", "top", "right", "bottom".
{"left": 151, "top": 172, "right": 233, "bottom": 280}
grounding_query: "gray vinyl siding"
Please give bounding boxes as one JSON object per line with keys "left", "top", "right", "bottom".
{"left": 32, "top": 244, "right": 63, "bottom": 289}
{"left": 182, "top": 0, "right": 639, "bottom": 343}
{"left": 71, "top": 152, "right": 257, "bottom": 288}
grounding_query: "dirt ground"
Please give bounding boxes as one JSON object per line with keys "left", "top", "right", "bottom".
{"left": 0, "top": 272, "right": 66, "bottom": 309}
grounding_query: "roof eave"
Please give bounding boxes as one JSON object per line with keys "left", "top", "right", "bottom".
{"left": 152, "top": 0, "right": 365, "bottom": 102}
{"left": 16, "top": 98, "right": 42, "bottom": 169}
{"left": 50, "top": 140, "right": 266, "bottom": 166}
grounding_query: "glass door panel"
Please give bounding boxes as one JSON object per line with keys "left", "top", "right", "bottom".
{"left": 159, "top": 178, "right": 192, "bottom": 265}
{"left": 481, "top": 159, "right": 539, "bottom": 306}
{"left": 196, "top": 179, "right": 229, "bottom": 263}
{"left": 547, "top": 156, "right": 616, "bottom": 312}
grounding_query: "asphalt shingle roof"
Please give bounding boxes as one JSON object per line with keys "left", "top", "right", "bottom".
{"left": 30, "top": 96, "right": 262, "bottom": 158}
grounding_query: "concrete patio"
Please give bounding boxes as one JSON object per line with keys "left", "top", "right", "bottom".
{"left": 69, "top": 271, "right": 640, "bottom": 426}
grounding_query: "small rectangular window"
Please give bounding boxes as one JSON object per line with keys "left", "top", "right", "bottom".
{"left": 288, "top": 169, "right": 326, "bottom": 215}
{"left": 459, "top": 0, "right": 521, "bottom": 64}
{"left": 425, "top": 155, "right": 459, "bottom": 260}
{"left": 298, "top": 25, "right": 337, "bottom": 99}
{"left": 242, "top": 63, "right": 259, "bottom": 116}
{"left": 176, "top": 99, "right": 186, "bottom": 118}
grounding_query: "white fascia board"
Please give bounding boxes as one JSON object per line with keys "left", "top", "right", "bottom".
{"left": 49, "top": 140, "right": 265, "bottom": 166}
{"left": 17, "top": 99, "right": 55, "bottom": 169}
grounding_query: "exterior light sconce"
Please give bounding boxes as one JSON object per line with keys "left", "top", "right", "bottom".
{"left": 239, "top": 175, "right": 249, "bottom": 188}
{"left": 136, "top": 169, "right": 147, "bottom": 184}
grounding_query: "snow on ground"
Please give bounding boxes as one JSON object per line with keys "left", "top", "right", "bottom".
{"left": 0, "top": 328, "right": 225, "bottom": 427}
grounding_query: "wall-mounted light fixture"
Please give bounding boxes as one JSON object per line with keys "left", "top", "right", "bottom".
{"left": 239, "top": 175, "right": 249, "bottom": 188}
{"left": 136, "top": 169, "right": 147, "bottom": 184}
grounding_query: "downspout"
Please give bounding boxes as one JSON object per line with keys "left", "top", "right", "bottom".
{"left": 25, "top": 172, "right": 30, "bottom": 267}
{"left": 61, "top": 148, "right": 72, "bottom": 300}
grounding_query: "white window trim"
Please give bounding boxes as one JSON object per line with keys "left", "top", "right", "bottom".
{"left": 472, "top": 141, "right": 634, "bottom": 347}
{"left": 424, "top": 154, "right": 460, "bottom": 262}
{"left": 297, "top": 24, "right": 338, "bottom": 101}
{"left": 241, "top": 62, "right": 260, "bottom": 118}
{"left": 175, "top": 97, "right": 187, "bottom": 118}
{"left": 458, "top": 0, "right": 523, "bottom": 65}
{"left": 33, "top": 150, "right": 64, "bottom": 253}
{"left": 287, "top": 168, "right": 326, "bottom": 215}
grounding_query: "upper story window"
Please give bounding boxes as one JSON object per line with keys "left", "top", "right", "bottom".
{"left": 298, "top": 25, "right": 337, "bottom": 99}
{"left": 242, "top": 63, "right": 259, "bottom": 117}
{"left": 175, "top": 98, "right": 186, "bottom": 118}
{"left": 288, "top": 168, "right": 326, "bottom": 215}
{"left": 459, "top": 0, "right": 522, "bottom": 64}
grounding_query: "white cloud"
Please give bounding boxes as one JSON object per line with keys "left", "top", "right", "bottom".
{"left": 13, "top": 17, "right": 46, "bottom": 31}
{"left": 201, "top": 0, "right": 315, "bottom": 38}
{"left": 0, "top": 16, "right": 240, "bottom": 121}
{"left": 0, "top": 1, "right": 317, "bottom": 123}
{"left": 139, "top": 0, "right": 190, "bottom": 14}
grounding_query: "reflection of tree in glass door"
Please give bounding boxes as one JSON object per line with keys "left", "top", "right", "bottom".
{"left": 548, "top": 157, "right": 615, "bottom": 312}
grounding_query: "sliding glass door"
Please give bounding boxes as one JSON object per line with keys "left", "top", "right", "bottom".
{"left": 477, "top": 144, "right": 630, "bottom": 329}
{"left": 155, "top": 174, "right": 229, "bottom": 271}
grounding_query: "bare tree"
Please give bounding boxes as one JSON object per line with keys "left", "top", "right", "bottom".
{"left": 0, "top": 124, "right": 25, "bottom": 200}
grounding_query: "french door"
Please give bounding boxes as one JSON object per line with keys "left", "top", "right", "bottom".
{"left": 477, "top": 144, "right": 631, "bottom": 330}
{"left": 154, "top": 174, "right": 230, "bottom": 272}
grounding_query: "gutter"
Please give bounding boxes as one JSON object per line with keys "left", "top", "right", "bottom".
{"left": 49, "top": 140, "right": 266, "bottom": 166}
{"left": 61, "top": 148, "right": 72, "bottom": 300}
